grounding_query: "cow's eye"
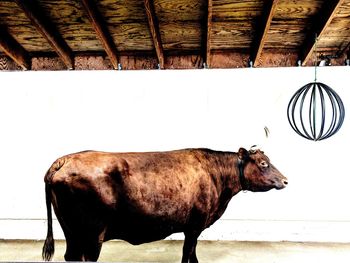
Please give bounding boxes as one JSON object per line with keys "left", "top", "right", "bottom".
{"left": 260, "top": 161, "right": 269, "bottom": 168}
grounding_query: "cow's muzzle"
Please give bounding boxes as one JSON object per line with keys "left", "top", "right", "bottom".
{"left": 276, "top": 178, "right": 288, "bottom": 190}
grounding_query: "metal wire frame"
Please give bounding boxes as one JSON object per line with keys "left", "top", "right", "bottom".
{"left": 287, "top": 82, "right": 345, "bottom": 141}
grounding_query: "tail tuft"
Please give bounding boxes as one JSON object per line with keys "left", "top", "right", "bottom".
{"left": 42, "top": 233, "right": 55, "bottom": 261}
{"left": 42, "top": 183, "right": 55, "bottom": 261}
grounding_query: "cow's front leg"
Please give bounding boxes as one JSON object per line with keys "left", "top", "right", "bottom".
{"left": 181, "top": 232, "right": 199, "bottom": 263}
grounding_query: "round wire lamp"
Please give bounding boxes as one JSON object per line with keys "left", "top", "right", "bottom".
{"left": 287, "top": 82, "right": 345, "bottom": 141}
{"left": 287, "top": 35, "right": 345, "bottom": 141}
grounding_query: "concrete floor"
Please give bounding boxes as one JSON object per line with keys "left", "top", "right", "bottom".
{"left": 1, "top": 240, "right": 350, "bottom": 262}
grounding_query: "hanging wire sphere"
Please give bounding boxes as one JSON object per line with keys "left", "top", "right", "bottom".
{"left": 287, "top": 82, "right": 345, "bottom": 141}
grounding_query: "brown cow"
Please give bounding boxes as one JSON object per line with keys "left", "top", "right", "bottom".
{"left": 42, "top": 147, "right": 287, "bottom": 262}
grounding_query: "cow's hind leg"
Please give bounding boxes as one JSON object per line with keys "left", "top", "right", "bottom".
{"left": 181, "top": 231, "right": 199, "bottom": 263}
{"left": 82, "top": 240, "right": 102, "bottom": 261}
{"left": 64, "top": 230, "right": 104, "bottom": 262}
{"left": 82, "top": 233, "right": 105, "bottom": 261}
{"left": 64, "top": 236, "right": 84, "bottom": 261}
{"left": 53, "top": 203, "right": 84, "bottom": 261}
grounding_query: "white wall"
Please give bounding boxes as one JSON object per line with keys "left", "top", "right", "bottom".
{"left": 0, "top": 67, "right": 349, "bottom": 242}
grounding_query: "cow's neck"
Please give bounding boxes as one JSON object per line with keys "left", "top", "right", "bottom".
{"left": 203, "top": 151, "right": 243, "bottom": 225}
{"left": 205, "top": 151, "right": 243, "bottom": 196}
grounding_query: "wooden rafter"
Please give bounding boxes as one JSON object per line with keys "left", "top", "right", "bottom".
{"left": 14, "top": 0, "right": 74, "bottom": 69}
{"left": 204, "top": 0, "right": 213, "bottom": 68}
{"left": 80, "top": 0, "right": 119, "bottom": 70}
{"left": 336, "top": 41, "right": 350, "bottom": 60}
{"left": 0, "top": 26, "right": 30, "bottom": 70}
{"left": 144, "top": 0, "right": 165, "bottom": 69}
{"left": 251, "top": 0, "right": 279, "bottom": 67}
{"left": 300, "top": 0, "right": 345, "bottom": 66}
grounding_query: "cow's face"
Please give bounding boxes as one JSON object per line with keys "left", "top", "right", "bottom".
{"left": 238, "top": 148, "right": 288, "bottom": 192}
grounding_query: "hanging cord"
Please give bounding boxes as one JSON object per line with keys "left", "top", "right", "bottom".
{"left": 314, "top": 34, "right": 318, "bottom": 82}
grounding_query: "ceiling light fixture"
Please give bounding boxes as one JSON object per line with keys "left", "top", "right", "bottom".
{"left": 287, "top": 35, "right": 345, "bottom": 141}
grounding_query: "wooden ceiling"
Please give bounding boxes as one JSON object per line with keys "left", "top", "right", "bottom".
{"left": 0, "top": 0, "right": 350, "bottom": 70}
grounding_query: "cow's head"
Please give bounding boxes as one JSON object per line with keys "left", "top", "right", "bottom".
{"left": 238, "top": 147, "right": 288, "bottom": 192}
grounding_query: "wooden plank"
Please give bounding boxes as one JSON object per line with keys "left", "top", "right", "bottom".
{"left": 53, "top": 23, "right": 104, "bottom": 52}
{"left": 258, "top": 49, "right": 298, "bottom": 67}
{"left": 264, "top": 21, "right": 310, "bottom": 49}
{"left": 154, "top": 0, "right": 204, "bottom": 22}
{"left": 334, "top": 41, "right": 350, "bottom": 61}
{"left": 96, "top": 0, "right": 146, "bottom": 23}
{"left": 80, "top": 0, "right": 119, "bottom": 70}
{"left": 210, "top": 50, "right": 250, "bottom": 68}
{"left": 0, "top": 56, "right": 19, "bottom": 70}
{"left": 300, "top": 0, "right": 346, "bottom": 66}
{"left": 37, "top": 0, "right": 104, "bottom": 52}
{"left": 251, "top": 0, "right": 280, "bottom": 67}
{"left": 14, "top": 0, "right": 74, "bottom": 69}
{"left": 106, "top": 23, "right": 153, "bottom": 52}
{"left": 203, "top": 0, "right": 213, "bottom": 68}
{"left": 161, "top": 22, "right": 202, "bottom": 50}
{"left": 211, "top": 21, "right": 253, "bottom": 50}
{"left": 3, "top": 25, "right": 53, "bottom": 52}
{"left": 274, "top": 0, "right": 322, "bottom": 19}
{"left": 165, "top": 54, "right": 203, "bottom": 69}
{"left": 144, "top": 0, "right": 165, "bottom": 69}
{"left": 31, "top": 56, "right": 66, "bottom": 70}
{"left": 94, "top": 0, "right": 152, "bottom": 53}
{"left": 0, "top": 1, "right": 53, "bottom": 52}
{"left": 212, "top": 0, "right": 263, "bottom": 21}
{"left": 0, "top": 26, "right": 30, "bottom": 70}
{"left": 120, "top": 55, "right": 158, "bottom": 70}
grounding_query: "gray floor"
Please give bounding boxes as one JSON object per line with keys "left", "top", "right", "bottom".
{"left": 1, "top": 240, "right": 350, "bottom": 262}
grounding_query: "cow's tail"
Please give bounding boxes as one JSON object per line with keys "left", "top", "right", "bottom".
{"left": 42, "top": 183, "right": 54, "bottom": 261}
{"left": 42, "top": 158, "right": 65, "bottom": 261}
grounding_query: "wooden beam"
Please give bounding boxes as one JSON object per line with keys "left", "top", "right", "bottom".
{"left": 251, "top": 0, "right": 279, "bottom": 67}
{"left": 336, "top": 41, "right": 350, "bottom": 61}
{"left": 203, "top": 0, "right": 213, "bottom": 68}
{"left": 14, "top": 0, "right": 74, "bottom": 69}
{"left": 144, "top": 0, "right": 165, "bottom": 69}
{"left": 0, "top": 26, "right": 31, "bottom": 70}
{"left": 300, "top": 0, "right": 345, "bottom": 66}
{"left": 80, "top": 0, "right": 119, "bottom": 70}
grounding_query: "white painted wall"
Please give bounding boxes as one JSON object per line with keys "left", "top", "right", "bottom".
{"left": 0, "top": 67, "right": 349, "bottom": 242}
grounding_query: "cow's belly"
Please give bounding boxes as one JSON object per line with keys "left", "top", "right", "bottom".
{"left": 104, "top": 210, "right": 186, "bottom": 245}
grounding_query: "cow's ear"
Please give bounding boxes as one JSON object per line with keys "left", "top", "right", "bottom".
{"left": 238, "top": 148, "right": 249, "bottom": 161}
